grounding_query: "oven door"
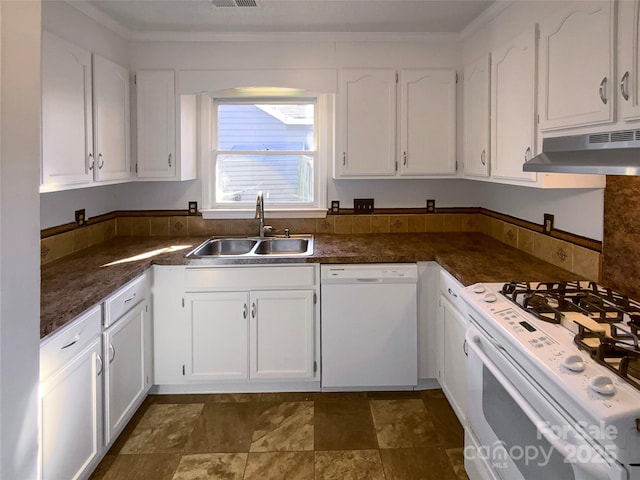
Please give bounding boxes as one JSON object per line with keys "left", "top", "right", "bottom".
{"left": 465, "top": 323, "right": 628, "bottom": 480}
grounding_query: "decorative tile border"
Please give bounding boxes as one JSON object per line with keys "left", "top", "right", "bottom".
{"left": 40, "top": 209, "right": 602, "bottom": 282}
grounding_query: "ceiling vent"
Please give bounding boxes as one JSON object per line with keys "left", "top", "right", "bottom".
{"left": 211, "top": 0, "right": 259, "bottom": 7}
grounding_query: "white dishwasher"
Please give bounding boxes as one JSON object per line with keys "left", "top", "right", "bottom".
{"left": 320, "top": 264, "right": 418, "bottom": 390}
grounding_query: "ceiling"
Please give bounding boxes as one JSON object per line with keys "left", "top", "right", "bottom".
{"left": 80, "top": 0, "right": 496, "bottom": 36}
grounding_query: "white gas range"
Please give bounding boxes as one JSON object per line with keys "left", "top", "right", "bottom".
{"left": 460, "top": 281, "right": 640, "bottom": 480}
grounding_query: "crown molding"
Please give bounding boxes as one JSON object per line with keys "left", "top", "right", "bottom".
{"left": 130, "top": 30, "right": 460, "bottom": 44}
{"left": 66, "top": 0, "right": 132, "bottom": 40}
{"left": 460, "top": 0, "right": 514, "bottom": 41}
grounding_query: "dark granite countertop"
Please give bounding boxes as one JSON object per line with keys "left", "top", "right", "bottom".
{"left": 41, "top": 233, "right": 579, "bottom": 339}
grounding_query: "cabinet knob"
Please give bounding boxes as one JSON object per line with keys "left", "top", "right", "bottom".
{"left": 403, "top": 151, "right": 407, "bottom": 166}
{"left": 599, "top": 77, "right": 608, "bottom": 105}
{"left": 243, "top": 304, "right": 248, "bottom": 319}
{"left": 480, "top": 150, "right": 486, "bottom": 166}
{"left": 98, "top": 153, "right": 104, "bottom": 170}
{"left": 168, "top": 153, "right": 172, "bottom": 168}
{"left": 621, "top": 71, "right": 630, "bottom": 101}
{"left": 342, "top": 152, "right": 346, "bottom": 166}
{"left": 88, "top": 153, "right": 95, "bottom": 171}
{"left": 251, "top": 302, "right": 256, "bottom": 318}
{"left": 108, "top": 343, "right": 115, "bottom": 363}
{"left": 96, "top": 354, "right": 104, "bottom": 376}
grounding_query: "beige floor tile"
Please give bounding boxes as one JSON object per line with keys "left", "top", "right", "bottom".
{"left": 370, "top": 399, "right": 439, "bottom": 448}
{"left": 315, "top": 450, "right": 385, "bottom": 480}
{"left": 380, "top": 447, "right": 458, "bottom": 480}
{"left": 314, "top": 399, "right": 378, "bottom": 451}
{"left": 243, "top": 452, "right": 314, "bottom": 480}
{"left": 250, "top": 402, "right": 314, "bottom": 452}
{"left": 121, "top": 404, "right": 204, "bottom": 454}
{"left": 97, "top": 453, "right": 182, "bottom": 480}
{"left": 171, "top": 453, "right": 247, "bottom": 480}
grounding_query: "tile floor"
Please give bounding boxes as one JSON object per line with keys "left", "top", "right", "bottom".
{"left": 90, "top": 389, "right": 469, "bottom": 480}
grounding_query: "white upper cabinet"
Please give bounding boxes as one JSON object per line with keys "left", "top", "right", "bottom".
{"left": 463, "top": 54, "right": 491, "bottom": 177}
{"left": 398, "top": 70, "right": 457, "bottom": 176}
{"left": 490, "top": 28, "right": 538, "bottom": 182}
{"left": 41, "top": 32, "right": 94, "bottom": 191}
{"left": 618, "top": 0, "right": 640, "bottom": 121}
{"left": 136, "top": 70, "right": 176, "bottom": 179}
{"left": 93, "top": 54, "right": 131, "bottom": 182}
{"left": 336, "top": 69, "right": 397, "bottom": 177}
{"left": 135, "top": 71, "right": 197, "bottom": 181}
{"left": 538, "top": 1, "right": 615, "bottom": 131}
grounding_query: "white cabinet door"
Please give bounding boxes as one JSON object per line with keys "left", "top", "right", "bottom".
{"left": 39, "top": 337, "right": 102, "bottom": 480}
{"left": 463, "top": 55, "right": 491, "bottom": 177}
{"left": 249, "top": 290, "right": 315, "bottom": 380}
{"left": 619, "top": 0, "right": 640, "bottom": 121}
{"left": 539, "top": 1, "right": 615, "bottom": 131}
{"left": 184, "top": 291, "right": 249, "bottom": 381}
{"left": 491, "top": 28, "right": 537, "bottom": 182}
{"left": 336, "top": 69, "right": 396, "bottom": 177}
{"left": 399, "top": 70, "right": 457, "bottom": 176}
{"left": 93, "top": 54, "right": 131, "bottom": 182}
{"left": 103, "top": 300, "right": 147, "bottom": 446}
{"left": 439, "top": 294, "right": 468, "bottom": 426}
{"left": 136, "top": 70, "right": 177, "bottom": 179}
{"left": 41, "top": 31, "right": 93, "bottom": 191}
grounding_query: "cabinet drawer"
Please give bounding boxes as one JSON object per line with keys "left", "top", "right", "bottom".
{"left": 439, "top": 269, "right": 467, "bottom": 313}
{"left": 40, "top": 304, "right": 102, "bottom": 380}
{"left": 185, "top": 265, "right": 317, "bottom": 290}
{"left": 104, "top": 273, "right": 149, "bottom": 328}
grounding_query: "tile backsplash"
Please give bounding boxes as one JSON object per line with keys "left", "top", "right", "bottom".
{"left": 40, "top": 211, "right": 601, "bottom": 282}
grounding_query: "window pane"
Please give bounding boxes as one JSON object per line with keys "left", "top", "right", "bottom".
{"left": 216, "top": 154, "right": 314, "bottom": 204}
{"left": 217, "top": 104, "right": 315, "bottom": 151}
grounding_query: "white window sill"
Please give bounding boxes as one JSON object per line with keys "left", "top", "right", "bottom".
{"left": 201, "top": 208, "right": 328, "bottom": 220}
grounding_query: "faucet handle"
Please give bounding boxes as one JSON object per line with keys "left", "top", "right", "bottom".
{"left": 263, "top": 225, "right": 273, "bottom": 235}
{"left": 284, "top": 228, "right": 290, "bottom": 238}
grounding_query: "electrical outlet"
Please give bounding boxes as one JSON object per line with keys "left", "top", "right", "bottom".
{"left": 543, "top": 213, "right": 554, "bottom": 234}
{"left": 188, "top": 201, "right": 198, "bottom": 215}
{"left": 354, "top": 198, "right": 374, "bottom": 214}
{"left": 331, "top": 200, "right": 340, "bottom": 214}
{"left": 75, "top": 209, "right": 86, "bottom": 227}
{"left": 426, "top": 199, "right": 436, "bottom": 214}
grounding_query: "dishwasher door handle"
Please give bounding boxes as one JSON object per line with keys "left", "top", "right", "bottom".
{"left": 356, "top": 278, "right": 383, "bottom": 283}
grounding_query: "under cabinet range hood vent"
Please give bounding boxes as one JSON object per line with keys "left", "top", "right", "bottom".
{"left": 523, "top": 129, "right": 640, "bottom": 175}
{"left": 211, "top": 0, "right": 259, "bottom": 7}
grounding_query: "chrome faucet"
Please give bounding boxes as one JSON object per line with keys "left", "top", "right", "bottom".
{"left": 255, "top": 191, "right": 272, "bottom": 238}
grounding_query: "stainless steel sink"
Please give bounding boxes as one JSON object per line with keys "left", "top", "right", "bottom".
{"left": 187, "top": 238, "right": 258, "bottom": 257}
{"left": 254, "top": 237, "right": 310, "bottom": 255}
{"left": 186, "top": 235, "right": 313, "bottom": 258}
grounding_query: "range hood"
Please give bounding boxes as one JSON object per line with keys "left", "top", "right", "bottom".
{"left": 523, "top": 129, "right": 640, "bottom": 175}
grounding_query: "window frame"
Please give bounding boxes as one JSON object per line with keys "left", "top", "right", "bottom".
{"left": 201, "top": 93, "right": 330, "bottom": 219}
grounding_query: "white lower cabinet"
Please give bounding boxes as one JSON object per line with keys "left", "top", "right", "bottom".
{"left": 103, "top": 299, "right": 149, "bottom": 445}
{"left": 154, "top": 264, "right": 320, "bottom": 391}
{"left": 39, "top": 306, "right": 103, "bottom": 480}
{"left": 437, "top": 269, "right": 469, "bottom": 426}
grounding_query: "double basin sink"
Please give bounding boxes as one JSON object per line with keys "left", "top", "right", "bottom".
{"left": 187, "top": 235, "right": 313, "bottom": 258}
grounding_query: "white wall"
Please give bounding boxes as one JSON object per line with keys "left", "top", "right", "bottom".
{"left": 39, "top": 1, "right": 606, "bottom": 241}
{"left": 1, "top": 2, "right": 41, "bottom": 478}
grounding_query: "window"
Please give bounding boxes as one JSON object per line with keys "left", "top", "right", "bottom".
{"left": 203, "top": 93, "right": 330, "bottom": 218}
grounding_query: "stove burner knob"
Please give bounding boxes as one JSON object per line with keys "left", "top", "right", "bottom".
{"left": 482, "top": 292, "right": 497, "bottom": 303}
{"left": 562, "top": 355, "right": 585, "bottom": 372}
{"left": 472, "top": 284, "right": 486, "bottom": 294}
{"left": 589, "top": 375, "right": 616, "bottom": 396}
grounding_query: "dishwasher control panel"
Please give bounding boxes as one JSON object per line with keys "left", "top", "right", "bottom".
{"left": 321, "top": 264, "right": 418, "bottom": 283}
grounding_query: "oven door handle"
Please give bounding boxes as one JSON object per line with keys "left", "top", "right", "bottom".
{"left": 468, "top": 329, "right": 613, "bottom": 478}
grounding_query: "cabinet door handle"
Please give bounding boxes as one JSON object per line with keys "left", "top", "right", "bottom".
{"left": 251, "top": 302, "right": 256, "bottom": 318}
{"left": 61, "top": 335, "right": 80, "bottom": 350}
{"left": 342, "top": 152, "right": 346, "bottom": 166}
{"left": 124, "top": 293, "right": 136, "bottom": 304}
{"left": 108, "top": 343, "right": 115, "bottom": 363}
{"left": 447, "top": 287, "right": 458, "bottom": 298}
{"left": 88, "top": 153, "right": 95, "bottom": 171}
{"left": 96, "top": 354, "right": 104, "bottom": 376}
{"left": 168, "top": 153, "right": 172, "bottom": 167}
{"left": 463, "top": 339, "right": 468, "bottom": 357}
{"left": 599, "top": 77, "right": 608, "bottom": 104}
{"left": 403, "top": 151, "right": 407, "bottom": 166}
{"left": 621, "top": 71, "right": 630, "bottom": 101}
{"left": 243, "top": 304, "right": 248, "bottom": 319}
{"left": 524, "top": 147, "right": 531, "bottom": 162}
{"left": 98, "top": 153, "right": 104, "bottom": 170}
{"left": 480, "top": 150, "right": 486, "bottom": 166}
